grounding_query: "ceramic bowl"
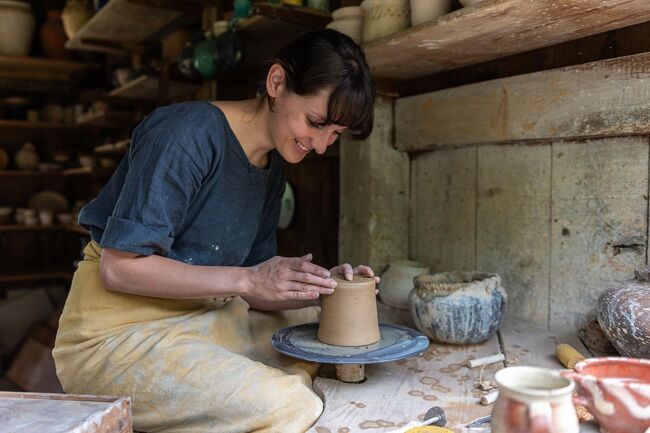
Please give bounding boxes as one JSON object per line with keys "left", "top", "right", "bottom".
{"left": 326, "top": 17, "right": 363, "bottom": 44}
{"left": 564, "top": 357, "right": 650, "bottom": 433}
{"left": 360, "top": 0, "right": 410, "bottom": 44}
{"left": 410, "top": 0, "right": 451, "bottom": 26}
{"left": 409, "top": 271, "right": 507, "bottom": 344}
{"left": 331, "top": 6, "right": 362, "bottom": 20}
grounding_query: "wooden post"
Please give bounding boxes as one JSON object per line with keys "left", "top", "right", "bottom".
{"left": 334, "top": 364, "right": 365, "bottom": 383}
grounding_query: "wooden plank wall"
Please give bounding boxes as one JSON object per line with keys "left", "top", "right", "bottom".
{"left": 401, "top": 53, "right": 650, "bottom": 333}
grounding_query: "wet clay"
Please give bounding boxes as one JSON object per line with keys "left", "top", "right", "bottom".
{"left": 318, "top": 276, "right": 380, "bottom": 346}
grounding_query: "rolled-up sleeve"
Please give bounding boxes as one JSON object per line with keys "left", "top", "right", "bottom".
{"left": 100, "top": 122, "right": 209, "bottom": 257}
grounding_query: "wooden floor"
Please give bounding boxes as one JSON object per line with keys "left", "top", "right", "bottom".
{"left": 310, "top": 302, "right": 601, "bottom": 433}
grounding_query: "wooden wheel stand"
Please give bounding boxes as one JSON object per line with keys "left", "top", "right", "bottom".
{"left": 334, "top": 364, "right": 365, "bottom": 383}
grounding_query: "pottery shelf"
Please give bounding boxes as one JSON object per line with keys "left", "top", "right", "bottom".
{"left": 0, "top": 56, "right": 94, "bottom": 82}
{"left": 0, "top": 168, "right": 93, "bottom": 178}
{"left": 64, "top": 0, "right": 202, "bottom": 53}
{"left": 108, "top": 75, "right": 199, "bottom": 100}
{"left": 236, "top": 3, "right": 331, "bottom": 72}
{"left": 364, "top": 0, "right": 650, "bottom": 79}
{"left": 76, "top": 110, "right": 138, "bottom": 129}
{"left": 0, "top": 225, "right": 89, "bottom": 236}
{"left": 0, "top": 120, "right": 81, "bottom": 132}
{"left": 0, "top": 268, "right": 74, "bottom": 285}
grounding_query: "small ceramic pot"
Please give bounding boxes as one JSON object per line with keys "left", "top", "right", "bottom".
{"left": 41, "top": 10, "right": 72, "bottom": 60}
{"left": 0, "top": 0, "right": 35, "bottom": 56}
{"left": 379, "top": 260, "right": 429, "bottom": 310}
{"left": 62, "top": 0, "right": 93, "bottom": 39}
{"left": 360, "top": 0, "right": 409, "bottom": 44}
{"left": 409, "top": 271, "right": 506, "bottom": 344}
{"left": 563, "top": 357, "right": 650, "bottom": 433}
{"left": 493, "top": 366, "right": 579, "bottom": 433}
{"left": 15, "top": 143, "right": 39, "bottom": 171}
{"left": 0, "top": 207, "right": 12, "bottom": 224}
{"left": 598, "top": 267, "right": 650, "bottom": 358}
{"left": 38, "top": 210, "right": 54, "bottom": 226}
{"left": 318, "top": 275, "right": 380, "bottom": 346}
{"left": 409, "top": 0, "right": 450, "bottom": 26}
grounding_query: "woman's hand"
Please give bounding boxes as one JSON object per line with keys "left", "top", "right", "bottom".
{"left": 329, "top": 263, "right": 381, "bottom": 293}
{"left": 246, "top": 254, "right": 336, "bottom": 301}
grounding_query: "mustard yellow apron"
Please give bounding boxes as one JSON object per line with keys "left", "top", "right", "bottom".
{"left": 53, "top": 242, "right": 323, "bottom": 433}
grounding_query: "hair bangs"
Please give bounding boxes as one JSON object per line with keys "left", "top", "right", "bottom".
{"left": 324, "top": 78, "right": 374, "bottom": 140}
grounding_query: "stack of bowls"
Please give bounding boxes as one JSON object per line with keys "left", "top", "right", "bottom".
{"left": 360, "top": 0, "right": 410, "bottom": 44}
{"left": 326, "top": 6, "right": 363, "bottom": 45}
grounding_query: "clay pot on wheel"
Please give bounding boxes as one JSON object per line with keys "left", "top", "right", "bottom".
{"left": 597, "top": 267, "right": 650, "bottom": 358}
{"left": 318, "top": 276, "right": 380, "bottom": 347}
{"left": 409, "top": 271, "right": 507, "bottom": 344}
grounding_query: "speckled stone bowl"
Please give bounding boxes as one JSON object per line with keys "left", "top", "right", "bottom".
{"left": 409, "top": 271, "right": 507, "bottom": 344}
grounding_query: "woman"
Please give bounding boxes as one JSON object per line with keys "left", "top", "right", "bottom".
{"left": 53, "top": 29, "right": 376, "bottom": 433}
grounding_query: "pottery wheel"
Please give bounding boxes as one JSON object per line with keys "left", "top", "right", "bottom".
{"left": 272, "top": 323, "right": 429, "bottom": 382}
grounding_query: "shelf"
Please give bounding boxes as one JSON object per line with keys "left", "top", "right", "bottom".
{"left": 0, "top": 168, "right": 92, "bottom": 177}
{"left": 364, "top": 0, "right": 650, "bottom": 79}
{"left": 65, "top": 0, "right": 201, "bottom": 52}
{"left": 0, "top": 268, "right": 74, "bottom": 284}
{"left": 0, "top": 56, "right": 94, "bottom": 81}
{"left": 76, "top": 111, "right": 138, "bottom": 129}
{"left": 0, "top": 120, "right": 80, "bottom": 131}
{"left": 236, "top": 3, "right": 331, "bottom": 71}
{"left": 108, "top": 75, "right": 199, "bottom": 100}
{"left": 0, "top": 225, "right": 89, "bottom": 236}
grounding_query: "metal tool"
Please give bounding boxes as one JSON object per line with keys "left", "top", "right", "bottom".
{"left": 423, "top": 406, "right": 448, "bottom": 427}
{"left": 466, "top": 414, "right": 492, "bottom": 427}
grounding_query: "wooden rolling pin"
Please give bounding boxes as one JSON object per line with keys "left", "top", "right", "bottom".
{"left": 555, "top": 343, "right": 594, "bottom": 423}
{"left": 555, "top": 343, "right": 586, "bottom": 369}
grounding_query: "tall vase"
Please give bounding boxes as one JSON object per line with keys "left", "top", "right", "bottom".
{"left": 62, "top": 0, "right": 93, "bottom": 39}
{"left": 41, "top": 10, "right": 72, "bottom": 59}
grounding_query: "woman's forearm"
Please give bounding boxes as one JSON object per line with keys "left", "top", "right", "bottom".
{"left": 100, "top": 248, "right": 250, "bottom": 299}
{"left": 242, "top": 296, "right": 319, "bottom": 311}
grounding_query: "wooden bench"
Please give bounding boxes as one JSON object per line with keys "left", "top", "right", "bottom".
{"left": 309, "top": 304, "right": 601, "bottom": 432}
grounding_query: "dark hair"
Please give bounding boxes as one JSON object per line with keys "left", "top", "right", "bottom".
{"left": 270, "top": 29, "right": 375, "bottom": 140}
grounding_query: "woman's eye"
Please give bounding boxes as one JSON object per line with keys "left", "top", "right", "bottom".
{"left": 309, "top": 120, "right": 325, "bottom": 129}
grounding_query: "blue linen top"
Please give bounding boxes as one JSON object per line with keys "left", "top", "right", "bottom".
{"left": 78, "top": 101, "right": 285, "bottom": 267}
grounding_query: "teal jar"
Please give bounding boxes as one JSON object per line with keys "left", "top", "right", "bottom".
{"left": 306, "top": 0, "right": 328, "bottom": 10}
{"left": 234, "top": 0, "right": 252, "bottom": 18}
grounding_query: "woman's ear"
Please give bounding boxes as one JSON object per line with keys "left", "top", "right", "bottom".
{"left": 266, "top": 63, "right": 286, "bottom": 98}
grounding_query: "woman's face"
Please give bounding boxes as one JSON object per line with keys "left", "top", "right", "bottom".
{"left": 268, "top": 79, "right": 347, "bottom": 164}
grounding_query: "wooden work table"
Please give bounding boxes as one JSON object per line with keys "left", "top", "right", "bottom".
{"left": 310, "top": 303, "right": 601, "bottom": 433}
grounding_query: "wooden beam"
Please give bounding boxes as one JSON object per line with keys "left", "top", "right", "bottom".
{"left": 395, "top": 52, "right": 650, "bottom": 151}
{"left": 365, "top": 0, "right": 650, "bottom": 79}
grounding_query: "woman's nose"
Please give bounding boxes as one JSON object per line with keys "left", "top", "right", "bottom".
{"left": 313, "top": 130, "right": 337, "bottom": 155}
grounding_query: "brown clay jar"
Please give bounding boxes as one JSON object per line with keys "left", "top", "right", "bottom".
{"left": 318, "top": 275, "right": 380, "bottom": 347}
{"left": 41, "top": 10, "right": 72, "bottom": 60}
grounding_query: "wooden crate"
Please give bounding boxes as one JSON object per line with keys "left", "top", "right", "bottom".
{"left": 0, "top": 392, "right": 132, "bottom": 433}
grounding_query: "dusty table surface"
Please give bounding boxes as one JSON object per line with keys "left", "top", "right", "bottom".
{"left": 309, "top": 303, "right": 600, "bottom": 433}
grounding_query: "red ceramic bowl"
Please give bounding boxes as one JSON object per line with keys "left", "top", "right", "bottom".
{"left": 563, "top": 357, "right": 650, "bottom": 433}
